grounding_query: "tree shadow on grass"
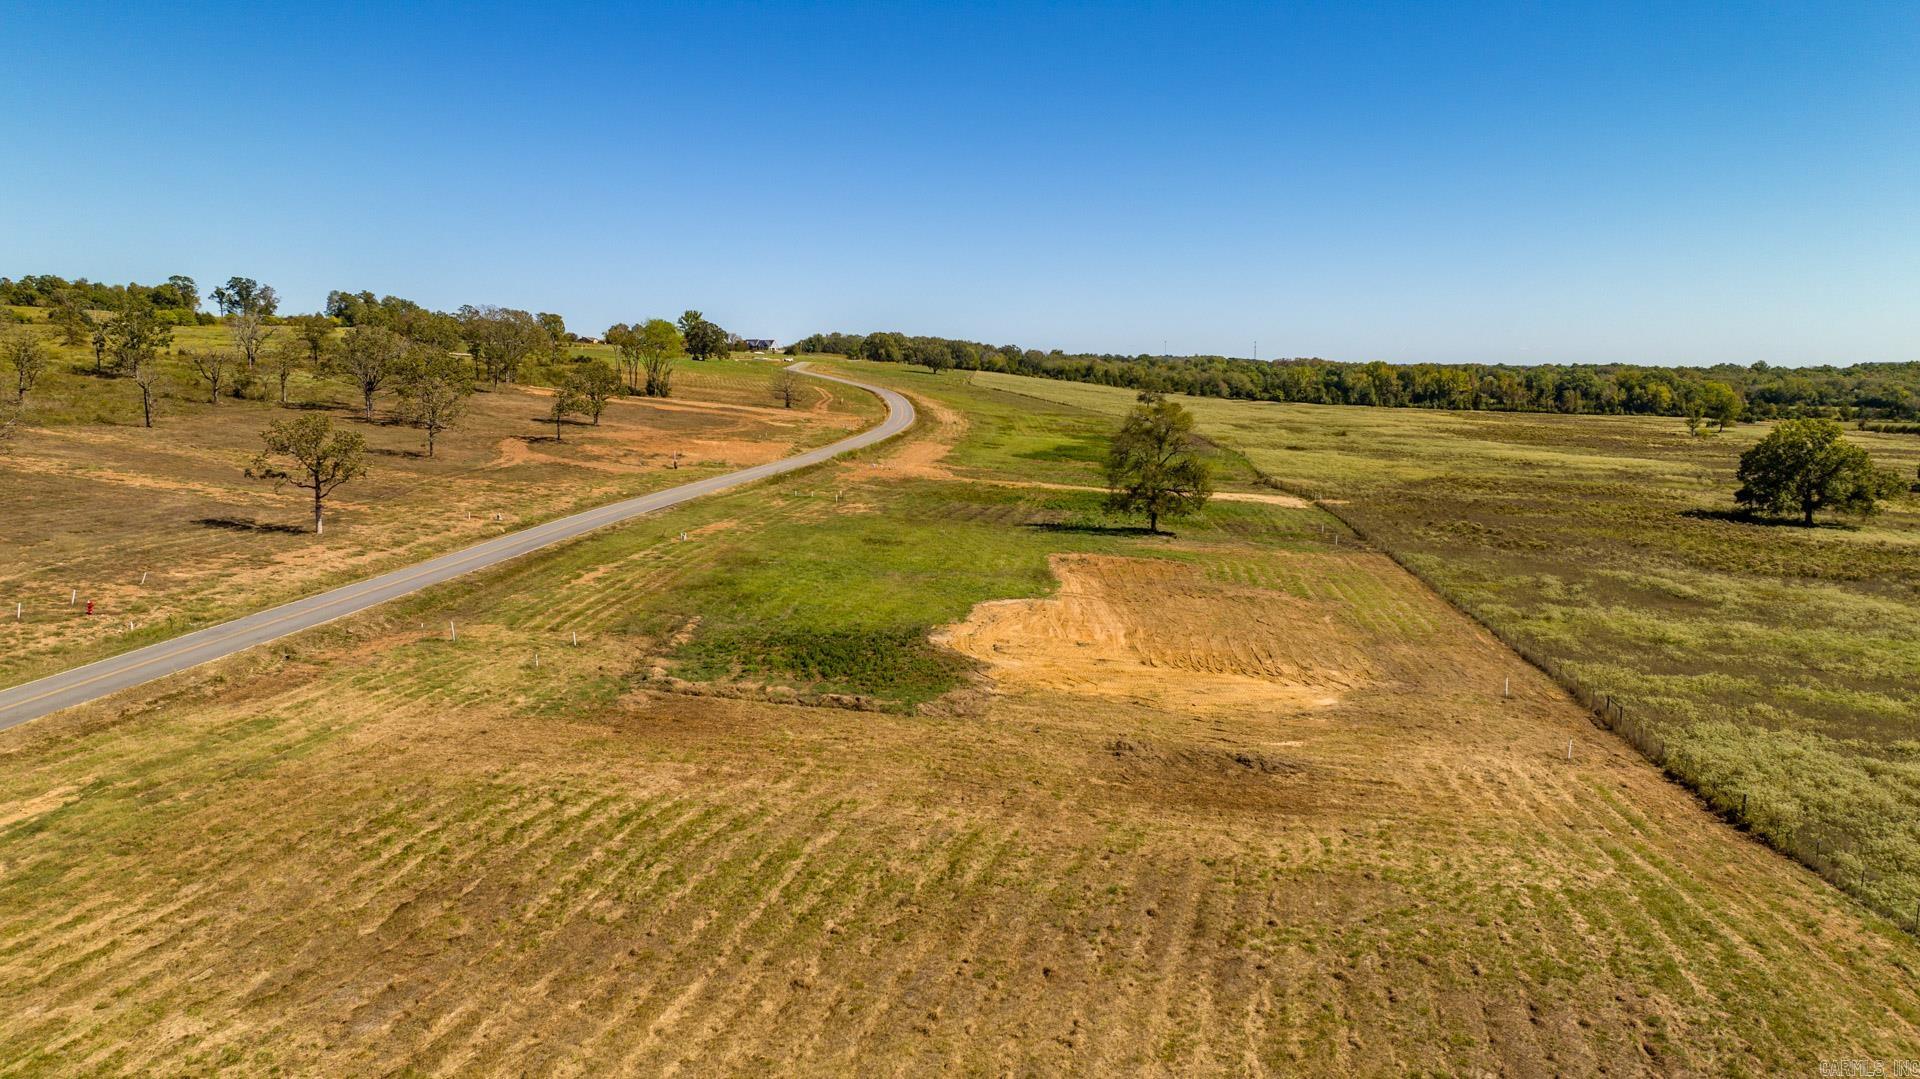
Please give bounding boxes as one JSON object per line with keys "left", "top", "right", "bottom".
{"left": 1023, "top": 521, "right": 1163, "bottom": 537}
{"left": 1679, "top": 508, "right": 1859, "bottom": 531}
{"left": 194, "top": 516, "right": 307, "bottom": 535}
{"left": 368, "top": 446, "right": 424, "bottom": 459}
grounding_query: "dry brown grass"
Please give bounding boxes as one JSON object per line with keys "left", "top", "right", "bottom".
{"left": 0, "top": 376, "right": 868, "bottom": 689}
{"left": 0, "top": 369, "right": 1916, "bottom": 1074}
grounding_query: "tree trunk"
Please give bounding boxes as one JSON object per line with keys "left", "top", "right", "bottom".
{"left": 1804, "top": 502, "right": 1816, "bottom": 527}
{"left": 313, "top": 487, "right": 325, "bottom": 534}
{"left": 141, "top": 388, "right": 153, "bottom": 428}
{"left": 1149, "top": 509, "right": 1159, "bottom": 534}
{"left": 364, "top": 390, "right": 375, "bottom": 421}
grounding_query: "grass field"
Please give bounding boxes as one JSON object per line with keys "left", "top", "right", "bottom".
{"left": 0, "top": 361, "right": 1916, "bottom": 1073}
{"left": 969, "top": 369, "right": 1920, "bottom": 921}
{"left": 0, "top": 314, "right": 878, "bottom": 688}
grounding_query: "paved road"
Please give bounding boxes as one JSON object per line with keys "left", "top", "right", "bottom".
{"left": 0, "top": 364, "right": 913, "bottom": 733}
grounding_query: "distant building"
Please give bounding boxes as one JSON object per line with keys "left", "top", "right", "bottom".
{"left": 740, "top": 338, "right": 776, "bottom": 351}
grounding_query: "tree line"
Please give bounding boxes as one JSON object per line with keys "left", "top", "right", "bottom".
{"left": 789, "top": 331, "right": 1920, "bottom": 423}
{"left": 0, "top": 273, "right": 211, "bottom": 323}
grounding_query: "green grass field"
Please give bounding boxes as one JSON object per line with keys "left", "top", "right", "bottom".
{"left": 968, "top": 368, "right": 1920, "bottom": 919}
{"left": 439, "top": 360, "right": 1296, "bottom": 709}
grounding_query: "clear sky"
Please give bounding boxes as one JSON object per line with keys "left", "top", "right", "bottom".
{"left": 2, "top": 1, "right": 1916, "bottom": 365}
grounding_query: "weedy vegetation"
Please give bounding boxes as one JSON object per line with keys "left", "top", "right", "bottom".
{"left": 972, "top": 369, "right": 1920, "bottom": 920}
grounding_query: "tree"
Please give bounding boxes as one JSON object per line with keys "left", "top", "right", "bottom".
{"left": 1699, "top": 380, "right": 1743, "bottom": 433}
{"left": 227, "top": 308, "right": 275, "bottom": 371}
{"left": 264, "top": 337, "right": 305, "bottom": 406}
{"left": 1103, "top": 392, "right": 1214, "bottom": 533}
{"left": 547, "top": 381, "right": 583, "bottom": 441}
{"left": 185, "top": 348, "right": 233, "bottom": 404}
{"left": 3, "top": 327, "right": 49, "bottom": 406}
{"left": 537, "top": 312, "right": 568, "bottom": 358}
{"left": 914, "top": 342, "right": 952, "bottom": 375}
{"left": 569, "top": 360, "right": 621, "bottom": 425}
{"left": 337, "top": 326, "right": 407, "bottom": 420}
{"left": 459, "top": 305, "right": 545, "bottom": 386}
{"left": 640, "top": 318, "right": 682, "bottom": 396}
{"left": 605, "top": 323, "right": 644, "bottom": 392}
{"left": 771, "top": 366, "right": 803, "bottom": 409}
{"left": 325, "top": 290, "right": 372, "bottom": 324}
{"left": 128, "top": 348, "right": 163, "bottom": 428}
{"left": 104, "top": 300, "right": 172, "bottom": 426}
{"left": 394, "top": 349, "right": 471, "bottom": 457}
{"left": 49, "top": 295, "right": 94, "bottom": 347}
{"left": 163, "top": 275, "right": 199, "bottom": 313}
{"left": 287, "top": 314, "right": 333, "bottom": 365}
{"left": 678, "top": 310, "right": 728, "bottom": 362}
{"left": 859, "top": 331, "right": 905, "bottom": 364}
{"left": 247, "top": 415, "right": 367, "bottom": 534}
{"left": 211, "top": 277, "right": 276, "bottom": 317}
{"left": 1735, "top": 418, "right": 1903, "bottom": 526}
{"left": 89, "top": 320, "right": 109, "bottom": 374}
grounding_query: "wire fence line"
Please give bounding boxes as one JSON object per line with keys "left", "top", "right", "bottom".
{"left": 1261, "top": 473, "right": 1914, "bottom": 933}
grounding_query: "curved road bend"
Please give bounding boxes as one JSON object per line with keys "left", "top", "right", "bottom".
{"left": 0, "top": 364, "right": 914, "bottom": 733}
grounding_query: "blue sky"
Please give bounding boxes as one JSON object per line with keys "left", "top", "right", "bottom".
{"left": 2, "top": 1, "right": 1916, "bottom": 365}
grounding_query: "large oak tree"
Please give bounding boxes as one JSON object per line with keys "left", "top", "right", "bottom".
{"left": 1735, "top": 418, "right": 1902, "bottom": 526}
{"left": 1104, "top": 392, "right": 1213, "bottom": 534}
{"left": 247, "top": 415, "right": 367, "bottom": 534}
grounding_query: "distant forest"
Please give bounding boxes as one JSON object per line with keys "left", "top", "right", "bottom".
{"left": 1, "top": 273, "right": 213, "bottom": 324}
{"left": 790, "top": 331, "right": 1920, "bottom": 422}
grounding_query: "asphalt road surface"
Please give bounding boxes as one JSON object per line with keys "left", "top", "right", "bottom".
{"left": 0, "top": 364, "right": 913, "bottom": 733}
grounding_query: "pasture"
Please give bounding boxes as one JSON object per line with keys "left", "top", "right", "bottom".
{"left": 0, "top": 361, "right": 1915, "bottom": 1072}
{"left": 970, "top": 368, "right": 1920, "bottom": 920}
{"left": 0, "top": 311, "right": 875, "bottom": 687}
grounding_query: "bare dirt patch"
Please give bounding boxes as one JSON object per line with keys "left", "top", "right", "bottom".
{"left": 937, "top": 554, "right": 1364, "bottom": 715}
{"left": 860, "top": 390, "right": 967, "bottom": 481}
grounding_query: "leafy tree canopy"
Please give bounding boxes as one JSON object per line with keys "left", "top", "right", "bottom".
{"left": 678, "top": 310, "right": 728, "bottom": 362}
{"left": 1734, "top": 418, "right": 1904, "bottom": 525}
{"left": 1104, "top": 392, "right": 1214, "bottom": 533}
